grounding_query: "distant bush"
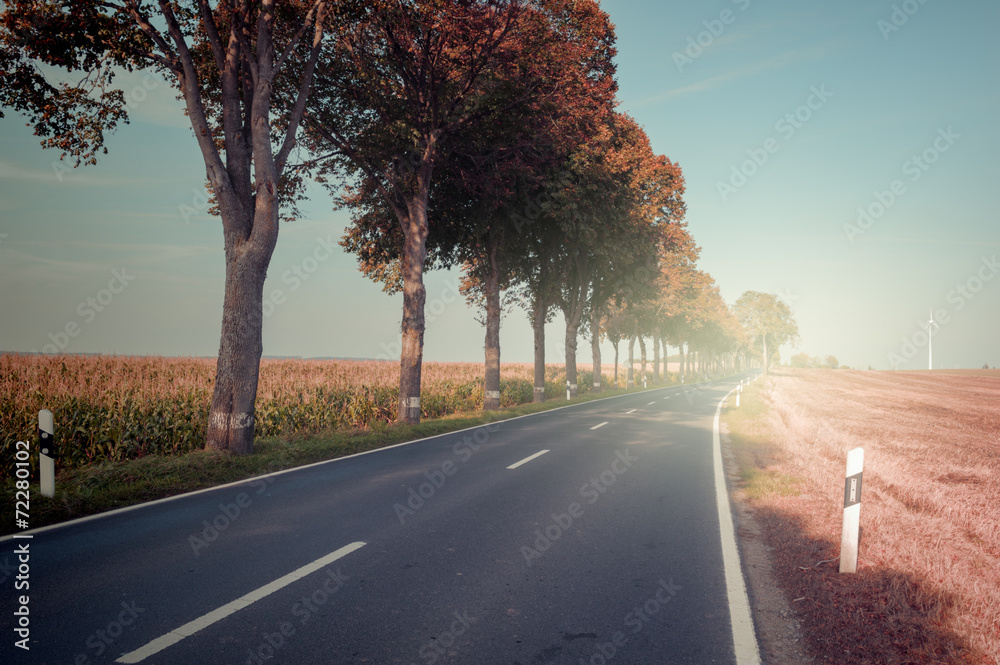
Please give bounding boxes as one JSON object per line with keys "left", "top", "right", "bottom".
{"left": 790, "top": 353, "right": 839, "bottom": 369}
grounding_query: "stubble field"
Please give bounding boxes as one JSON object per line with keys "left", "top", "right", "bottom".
{"left": 726, "top": 368, "right": 1000, "bottom": 664}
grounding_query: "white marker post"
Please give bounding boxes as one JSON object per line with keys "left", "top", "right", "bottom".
{"left": 38, "top": 409, "right": 55, "bottom": 498}
{"left": 566, "top": 381, "right": 571, "bottom": 401}
{"left": 839, "top": 447, "right": 864, "bottom": 573}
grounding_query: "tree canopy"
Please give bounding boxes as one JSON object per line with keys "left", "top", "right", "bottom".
{"left": 734, "top": 290, "right": 799, "bottom": 374}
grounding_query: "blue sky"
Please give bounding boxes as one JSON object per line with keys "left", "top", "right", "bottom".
{"left": 1, "top": 0, "right": 998, "bottom": 370}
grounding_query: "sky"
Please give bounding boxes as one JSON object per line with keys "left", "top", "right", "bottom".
{"left": 1, "top": 0, "right": 998, "bottom": 370}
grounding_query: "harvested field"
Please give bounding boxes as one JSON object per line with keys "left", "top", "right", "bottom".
{"left": 725, "top": 369, "right": 1000, "bottom": 665}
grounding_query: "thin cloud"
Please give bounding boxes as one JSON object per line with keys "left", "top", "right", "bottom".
{"left": 0, "top": 243, "right": 217, "bottom": 290}
{"left": 866, "top": 236, "right": 1000, "bottom": 247}
{"left": 10, "top": 240, "right": 216, "bottom": 264}
{"left": 638, "top": 42, "right": 839, "bottom": 106}
{"left": 0, "top": 158, "right": 162, "bottom": 187}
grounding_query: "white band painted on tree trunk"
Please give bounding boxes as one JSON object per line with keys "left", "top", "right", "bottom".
{"left": 408, "top": 397, "right": 420, "bottom": 408}
{"left": 210, "top": 411, "right": 253, "bottom": 430}
{"left": 570, "top": 384, "right": 577, "bottom": 390}
{"left": 486, "top": 391, "right": 501, "bottom": 400}
{"left": 232, "top": 412, "right": 253, "bottom": 429}
{"left": 534, "top": 387, "right": 544, "bottom": 393}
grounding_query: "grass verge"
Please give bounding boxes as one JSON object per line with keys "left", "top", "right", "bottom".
{"left": 723, "top": 380, "right": 801, "bottom": 500}
{"left": 2, "top": 384, "right": 650, "bottom": 536}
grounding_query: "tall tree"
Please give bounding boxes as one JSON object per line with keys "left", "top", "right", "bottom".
{"left": 1, "top": 0, "right": 331, "bottom": 455}
{"left": 548, "top": 112, "right": 668, "bottom": 396}
{"left": 321, "top": 0, "right": 617, "bottom": 419}
{"left": 733, "top": 291, "right": 799, "bottom": 375}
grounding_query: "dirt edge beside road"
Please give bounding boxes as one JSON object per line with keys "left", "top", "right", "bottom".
{"left": 722, "top": 421, "right": 814, "bottom": 665}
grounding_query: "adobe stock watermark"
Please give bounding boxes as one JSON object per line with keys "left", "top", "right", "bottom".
{"left": 392, "top": 424, "right": 498, "bottom": 524}
{"left": 411, "top": 608, "right": 479, "bottom": 665}
{"left": 187, "top": 475, "right": 275, "bottom": 556}
{"left": 519, "top": 449, "right": 639, "bottom": 566}
{"left": 244, "top": 567, "right": 349, "bottom": 665}
{"left": 32, "top": 267, "right": 135, "bottom": 354}
{"left": 878, "top": 0, "right": 932, "bottom": 41}
{"left": 178, "top": 186, "right": 212, "bottom": 225}
{"left": 375, "top": 276, "right": 464, "bottom": 360}
{"left": 717, "top": 85, "right": 834, "bottom": 202}
{"left": 72, "top": 601, "right": 146, "bottom": 665}
{"left": 672, "top": 0, "right": 751, "bottom": 73}
{"left": 262, "top": 234, "right": 340, "bottom": 318}
{"left": 843, "top": 126, "right": 958, "bottom": 244}
{"left": 886, "top": 255, "right": 998, "bottom": 369}
{"left": 776, "top": 287, "right": 801, "bottom": 311}
{"left": 577, "top": 579, "right": 682, "bottom": 665}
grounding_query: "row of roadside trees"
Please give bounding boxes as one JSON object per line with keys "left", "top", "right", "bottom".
{"left": 1, "top": 0, "right": 797, "bottom": 457}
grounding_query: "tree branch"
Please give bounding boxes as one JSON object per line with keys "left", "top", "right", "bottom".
{"left": 274, "top": 0, "right": 324, "bottom": 73}
{"left": 276, "top": 1, "right": 327, "bottom": 176}
{"left": 196, "top": 0, "right": 226, "bottom": 72}
{"left": 155, "top": 0, "right": 231, "bottom": 199}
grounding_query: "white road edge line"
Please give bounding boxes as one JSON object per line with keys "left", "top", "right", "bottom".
{"left": 713, "top": 390, "right": 762, "bottom": 665}
{"left": 626, "top": 409, "right": 637, "bottom": 414}
{"left": 507, "top": 450, "right": 550, "bottom": 470}
{"left": 590, "top": 421, "right": 609, "bottom": 430}
{"left": 115, "top": 541, "right": 366, "bottom": 664}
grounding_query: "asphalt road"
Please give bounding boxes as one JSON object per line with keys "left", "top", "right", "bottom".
{"left": 2, "top": 373, "right": 758, "bottom": 665}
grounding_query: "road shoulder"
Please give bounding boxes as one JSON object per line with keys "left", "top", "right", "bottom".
{"left": 721, "top": 421, "right": 814, "bottom": 665}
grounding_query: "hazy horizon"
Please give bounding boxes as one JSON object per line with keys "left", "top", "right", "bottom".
{"left": 1, "top": 0, "right": 997, "bottom": 370}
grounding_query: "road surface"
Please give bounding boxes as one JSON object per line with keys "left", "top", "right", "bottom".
{"left": 2, "top": 374, "right": 759, "bottom": 664}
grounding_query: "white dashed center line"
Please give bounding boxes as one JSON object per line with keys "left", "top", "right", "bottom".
{"left": 507, "top": 450, "right": 550, "bottom": 469}
{"left": 116, "top": 541, "right": 367, "bottom": 663}
{"left": 626, "top": 409, "right": 637, "bottom": 414}
{"left": 590, "top": 421, "right": 609, "bottom": 430}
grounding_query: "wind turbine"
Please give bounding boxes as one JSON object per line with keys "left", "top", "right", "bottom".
{"left": 923, "top": 308, "right": 939, "bottom": 370}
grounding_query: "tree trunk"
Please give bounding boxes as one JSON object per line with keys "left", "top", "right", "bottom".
{"left": 762, "top": 334, "right": 769, "bottom": 376}
{"left": 652, "top": 330, "right": 661, "bottom": 384}
{"left": 638, "top": 336, "right": 648, "bottom": 388}
{"left": 206, "top": 205, "right": 277, "bottom": 455}
{"left": 565, "top": 320, "right": 579, "bottom": 398}
{"left": 560, "top": 279, "right": 586, "bottom": 399}
{"left": 483, "top": 243, "right": 501, "bottom": 411}
{"left": 679, "top": 342, "right": 686, "bottom": 382}
{"left": 591, "top": 306, "right": 602, "bottom": 392}
{"left": 613, "top": 339, "right": 619, "bottom": 387}
{"left": 398, "top": 187, "right": 431, "bottom": 423}
{"left": 627, "top": 335, "right": 635, "bottom": 388}
{"left": 532, "top": 297, "right": 546, "bottom": 402}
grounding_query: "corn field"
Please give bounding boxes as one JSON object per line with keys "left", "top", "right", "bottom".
{"left": 0, "top": 354, "right": 627, "bottom": 478}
